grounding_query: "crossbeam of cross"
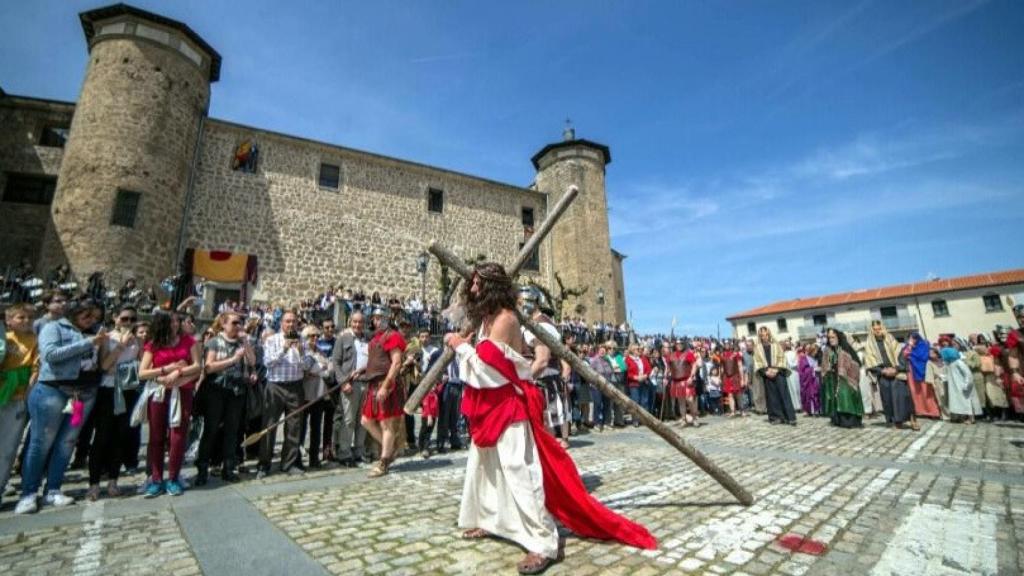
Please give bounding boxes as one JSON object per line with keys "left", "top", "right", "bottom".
{"left": 404, "top": 185, "right": 754, "bottom": 506}
{"left": 404, "top": 185, "right": 581, "bottom": 412}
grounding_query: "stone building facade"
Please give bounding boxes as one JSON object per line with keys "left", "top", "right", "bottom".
{"left": 0, "top": 4, "right": 627, "bottom": 324}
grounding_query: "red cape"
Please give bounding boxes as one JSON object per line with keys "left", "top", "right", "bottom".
{"left": 470, "top": 340, "right": 658, "bottom": 550}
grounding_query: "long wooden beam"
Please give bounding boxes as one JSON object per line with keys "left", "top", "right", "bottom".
{"left": 424, "top": 240, "right": 756, "bottom": 506}
{"left": 404, "top": 185, "right": 579, "bottom": 413}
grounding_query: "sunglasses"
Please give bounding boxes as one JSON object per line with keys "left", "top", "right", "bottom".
{"left": 119, "top": 316, "right": 137, "bottom": 322}
{"left": 228, "top": 320, "right": 243, "bottom": 326}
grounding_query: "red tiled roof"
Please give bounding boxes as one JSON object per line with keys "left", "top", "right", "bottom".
{"left": 728, "top": 268, "right": 1024, "bottom": 321}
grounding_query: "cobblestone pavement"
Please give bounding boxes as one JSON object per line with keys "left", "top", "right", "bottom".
{"left": 1, "top": 415, "right": 1022, "bottom": 575}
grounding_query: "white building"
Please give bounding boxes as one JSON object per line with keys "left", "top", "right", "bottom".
{"left": 728, "top": 268, "right": 1024, "bottom": 343}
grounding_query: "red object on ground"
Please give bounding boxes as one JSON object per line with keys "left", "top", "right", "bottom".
{"left": 777, "top": 533, "right": 828, "bottom": 556}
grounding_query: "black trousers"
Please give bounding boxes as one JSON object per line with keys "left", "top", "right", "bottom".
{"left": 763, "top": 372, "right": 796, "bottom": 423}
{"left": 405, "top": 413, "right": 416, "bottom": 448}
{"left": 88, "top": 387, "right": 130, "bottom": 485}
{"left": 197, "top": 385, "right": 245, "bottom": 470}
{"left": 612, "top": 373, "right": 626, "bottom": 426}
{"left": 418, "top": 417, "right": 435, "bottom": 451}
{"left": 436, "top": 382, "right": 463, "bottom": 449}
{"left": 120, "top": 389, "right": 141, "bottom": 469}
{"left": 304, "top": 398, "right": 331, "bottom": 465}
{"left": 259, "top": 380, "right": 304, "bottom": 472}
{"left": 878, "top": 375, "right": 913, "bottom": 425}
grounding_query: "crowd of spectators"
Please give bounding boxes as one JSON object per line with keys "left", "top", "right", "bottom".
{"left": 2, "top": 275, "right": 1022, "bottom": 515}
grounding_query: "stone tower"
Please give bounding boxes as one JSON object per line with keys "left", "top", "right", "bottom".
{"left": 41, "top": 4, "right": 220, "bottom": 289}
{"left": 532, "top": 128, "right": 623, "bottom": 325}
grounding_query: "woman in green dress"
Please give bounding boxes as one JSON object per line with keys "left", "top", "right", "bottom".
{"left": 820, "top": 328, "right": 864, "bottom": 428}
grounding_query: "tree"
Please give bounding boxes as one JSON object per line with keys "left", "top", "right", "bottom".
{"left": 523, "top": 272, "right": 588, "bottom": 321}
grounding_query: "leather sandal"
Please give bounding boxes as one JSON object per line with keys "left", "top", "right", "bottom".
{"left": 461, "top": 528, "right": 490, "bottom": 540}
{"left": 517, "top": 552, "right": 557, "bottom": 575}
{"left": 367, "top": 456, "right": 393, "bottom": 478}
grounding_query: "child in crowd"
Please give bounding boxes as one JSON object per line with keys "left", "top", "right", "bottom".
{"left": 0, "top": 304, "right": 39, "bottom": 506}
{"left": 706, "top": 366, "right": 723, "bottom": 416}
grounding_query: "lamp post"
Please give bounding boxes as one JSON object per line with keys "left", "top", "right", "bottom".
{"left": 597, "top": 287, "right": 605, "bottom": 330}
{"left": 416, "top": 253, "right": 428, "bottom": 330}
{"left": 416, "top": 252, "right": 428, "bottom": 313}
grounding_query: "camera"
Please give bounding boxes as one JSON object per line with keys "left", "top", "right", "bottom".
{"left": 285, "top": 330, "right": 300, "bottom": 341}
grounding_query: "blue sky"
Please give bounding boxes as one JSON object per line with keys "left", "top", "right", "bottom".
{"left": 2, "top": 0, "right": 1022, "bottom": 334}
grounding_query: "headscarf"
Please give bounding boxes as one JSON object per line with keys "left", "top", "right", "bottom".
{"left": 906, "top": 331, "right": 930, "bottom": 382}
{"left": 828, "top": 328, "right": 859, "bottom": 362}
{"left": 940, "top": 347, "right": 961, "bottom": 364}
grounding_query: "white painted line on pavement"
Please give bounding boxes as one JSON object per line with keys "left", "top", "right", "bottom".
{"left": 896, "top": 421, "right": 943, "bottom": 464}
{"left": 871, "top": 503, "right": 997, "bottom": 576}
{"left": 71, "top": 501, "right": 104, "bottom": 576}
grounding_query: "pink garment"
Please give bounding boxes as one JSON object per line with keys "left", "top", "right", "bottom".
{"left": 798, "top": 355, "right": 820, "bottom": 416}
{"left": 907, "top": 359, "right": 941, "bottom": 418}
{"left": 148, "top": 387, "right": 194, "bottom": 482}
{"left": 145, "top": 335, "right": 198, "bottom": 390}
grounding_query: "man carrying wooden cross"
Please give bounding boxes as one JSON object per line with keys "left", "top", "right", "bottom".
{"left": 445, "top": 261, "right": 656, "bottom": 575}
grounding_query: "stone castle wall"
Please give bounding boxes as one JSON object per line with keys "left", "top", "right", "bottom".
{"left": 535, "top": 148, "right": 622, "bottom": 324}
{"left": 40, "top": 33, "right": 209, "bottom": 290}
{"left": 3, "top": 6, "right": 625, "bottom": 321}
{"left": 0, "top": 98, "right": 72, "bottom": 270}
{"left": 185, "top": 120, "right": 551, "bottom": 305}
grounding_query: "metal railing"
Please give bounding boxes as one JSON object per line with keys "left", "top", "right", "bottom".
{"left": 796, "top": 314, "right": 919, "bottom": 339}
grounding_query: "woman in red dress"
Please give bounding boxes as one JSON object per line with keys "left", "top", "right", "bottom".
{"left": 360, "top": 312, "right": 407, "bottom": 477}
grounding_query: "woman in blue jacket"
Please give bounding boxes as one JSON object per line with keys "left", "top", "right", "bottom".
{"left": 15, "top": 299, "right": 107, "bottom": 514}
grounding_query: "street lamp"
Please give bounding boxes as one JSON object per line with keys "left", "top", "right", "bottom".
{"left": 416, "top": 252, "right": 428, "bottom": 303}
{"left": 416, "top": 252, "right": 429, "bottom": 330}
{"left": 596, "top": 287, "right": 605, "bottom": 327}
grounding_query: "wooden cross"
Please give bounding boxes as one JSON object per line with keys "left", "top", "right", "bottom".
{"left": 405, "top": 186, "right": 754, "bottom": 506}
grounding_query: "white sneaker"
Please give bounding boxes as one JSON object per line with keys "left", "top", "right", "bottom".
{"left": 14, "top": 496, "right": 38, "bottom": 514}
{"left": 44, "top": 491, "right": 74, "bottom": 507}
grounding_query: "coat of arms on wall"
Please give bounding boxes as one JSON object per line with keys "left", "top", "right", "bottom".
{"left": 231, "top": 139, "right": 259, "bottom": 173}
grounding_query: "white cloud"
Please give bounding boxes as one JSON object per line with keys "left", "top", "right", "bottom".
{"left": 608, "top": 182, "right": 719, "bottom": 237}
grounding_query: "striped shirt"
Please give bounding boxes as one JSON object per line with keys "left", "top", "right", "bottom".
{"left": 263, "top": 332, "right": 310, "bottom": 383}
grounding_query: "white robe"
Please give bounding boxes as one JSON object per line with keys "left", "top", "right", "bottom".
{"left": 785, "top": 349, "right": 802, "bottom": 411}
{"left": 945, "top": 359, "right": 983, "bottom": 417}
{"left": 454, "top": 341, "right": 560, "bottom": 559}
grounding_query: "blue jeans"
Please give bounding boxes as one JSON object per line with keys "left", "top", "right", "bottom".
{"left": 643, "top": 381, "right": 657, "bottom": 414}
{"left": 589, "top": 386, "right": 612, "bottom": 426}
{"left": 627, "top": 386, "right": 649, "bottom": 424}
{"left": 21, "top": 384, "right": 96, "bottom": 497}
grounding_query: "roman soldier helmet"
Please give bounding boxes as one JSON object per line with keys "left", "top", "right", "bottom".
{"left": 517, "top": 285, "right": 552, "bottom": 316}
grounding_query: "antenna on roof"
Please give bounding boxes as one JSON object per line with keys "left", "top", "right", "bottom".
{"left": 926, "top": 272, "right": 939, "bottom": 281}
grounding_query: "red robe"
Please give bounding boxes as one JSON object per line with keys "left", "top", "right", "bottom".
{"left": 461, "top": 339, "right": 657, "bottom": 550}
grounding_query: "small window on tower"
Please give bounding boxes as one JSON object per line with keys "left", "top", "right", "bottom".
{"left": 521, "top": 206, "right": 535, "bottom": 227}
{"left": 319, "top": 163, "right": 340, "bottom": 189}
{"left": 111, "top": 190, "right": 141, "bottom": 228}
{"left": 2, "top": 173, "right": 56, "bottom": 205}
{"left": 428, "top": 188, "right": 444, "bottom": 213}
{"left": 39, "top": 126, "right": 70, "bottom": 148}
{"left": 518, "top": 242, "right": 539, "bottom": 272}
